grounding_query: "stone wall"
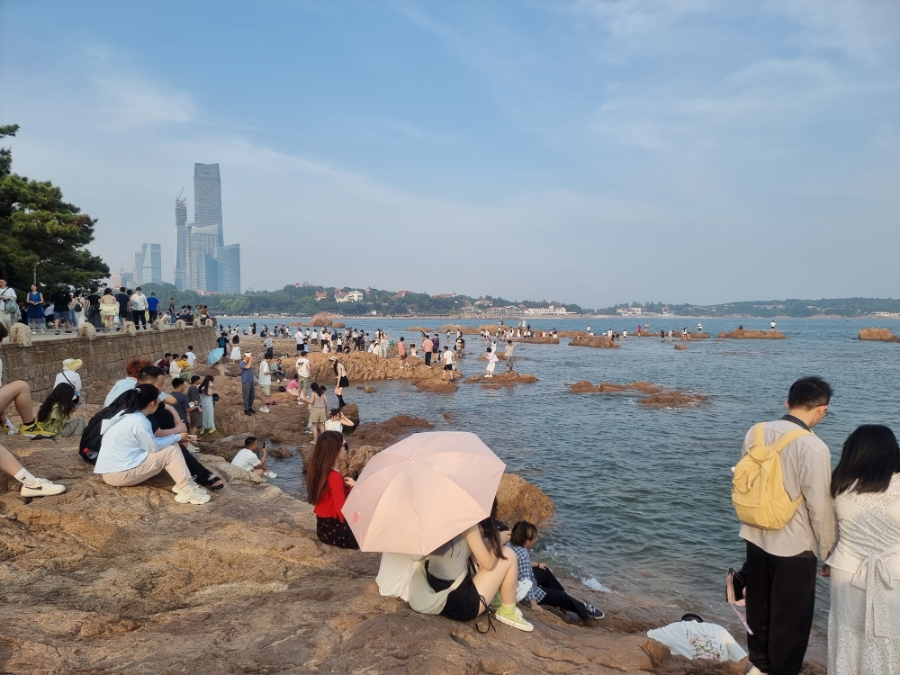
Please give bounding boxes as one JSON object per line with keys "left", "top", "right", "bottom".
{"left": 0, "top": 326, "right": 217, "bottom": 401}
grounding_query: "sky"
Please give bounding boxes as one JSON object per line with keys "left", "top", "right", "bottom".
{"left": 1, "top": 0, "right": 898, "bottom": 308}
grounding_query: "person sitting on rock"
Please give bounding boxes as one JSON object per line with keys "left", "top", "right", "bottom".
{"left": 271, "top": 358, "right": 285, "bottom": 383}
{"left": 508, "top": 521, "right": 604, "bottom": 623}
{"left": 325, "top": 408, "right": 355, "bottom": 436}
{"left": 55, "top": 358, "right": 83, "bottom": 404}
{"left": 231, "top": 436, "right": 275, "bottom": 479}
{"left": 0, "top": 441, "right": 66, "bottom": 497}
{"left": 94, "top": 385, "right": 210, "bottom": 505}
{"left": 104, "top": 357, "right": 152, "bottom": 407}
{"left": 306, "top": 430, "right": 358, "bottom": 549}
{"left": 36, "top": 383, "right": 86, "bottom": 438}
{"left": 413, "top": 499, "right": 533, "bottom": 632}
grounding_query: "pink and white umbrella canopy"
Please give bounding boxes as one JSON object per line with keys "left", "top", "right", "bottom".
{"left": 341, "top": 431, "right": 506, "bottom": 555}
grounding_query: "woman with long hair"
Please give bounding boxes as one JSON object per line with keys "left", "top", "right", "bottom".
{"left": 306, "top": 430, "right": 358, "bottom": 549}
{"left": 416, "top": 497, "right": 533, "bottom": 631}
{"left": 93, "top": 384, "right": 210, "bottom": 505}
{"left": 36, "top": 383, "right": 85, "bottom": 438}
{"left": 230, "top": 334, "right": 241, "bottom": 362}
{"left": 825, "top": 424, "right": 900, "bottom": 674}
{"left": 329, "top": 357, "right": 349, "bottom": 408}
{"left": 197, "top": 375, "right": 216, "bottom": 434}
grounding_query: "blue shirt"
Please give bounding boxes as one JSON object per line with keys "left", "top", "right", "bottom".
{"left": 510, "top": 545, "right": 546, "bottom": 603}
{"left": 239, "top": 361, "right": 254, "bottom": 383}
{"left": 147, "top": 296, "right": 159, "bottom": 311}
{"left": 94, "top": 412, "right": 182, "bottom": 474}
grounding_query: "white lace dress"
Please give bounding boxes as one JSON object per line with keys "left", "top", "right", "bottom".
{"left": 826, "top": 474, "right": 900, "bottom": 675}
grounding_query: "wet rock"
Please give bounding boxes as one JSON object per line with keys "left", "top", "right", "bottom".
{"left": 268, "top": 447, "right": 293, "bottom": 458}
{"left": 569, "top": 336, "right": 620, "bottom": 348}
{"left": 363, "top": 386, "right": 377, "bottom": 394}
{"left": 497, "top": 474, "right": 554, "bottom": 526}
{"left": 309, "top": 312, "right": 338, "bottom": 327}
{"left": 464, "top": 372, "right": 538, "bottom": 388}
{"left": 567, "top": 381, "right": 705, "bottom": 408}
{"left": 858, "top": 327, "right": 900, "bottom": 342}
{"left": 674, "top": 344, "right": 688, "bottom": 350}
{"left": 567, "top": 381, "right": 661, "bottom": 394}
{"left": 718, "top": 329, "right": 786, "bottom": 339}
{"left": 639, "top": 391, "right": 706, "bottom": 408}
{"left": 412, "top": 378, "right": 459, "bottom": 393}
{"left": 406, "top": 326, "right": 435, "bottom": 333}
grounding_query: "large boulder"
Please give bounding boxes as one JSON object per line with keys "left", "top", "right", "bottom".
{"left": 718, "top": 329, "right": 786, "bottom": 339}
{"left": 858, "top": 327, "right": 900, "bottom": 342}
{"left": 497, "top": 474, "right": 555, "bottom": 526}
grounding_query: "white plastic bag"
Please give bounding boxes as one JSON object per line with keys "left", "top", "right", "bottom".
{"left": 376, "top": 553, "right": 419, "bottom": 601}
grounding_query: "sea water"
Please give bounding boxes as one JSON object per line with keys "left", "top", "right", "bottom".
{"left": 262, "top": 316, "right": 899, "bottom": 631}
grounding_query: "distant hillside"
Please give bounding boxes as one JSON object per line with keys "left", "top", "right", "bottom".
{"left": 598, "top": 298, "right": 900, "bottom": 318}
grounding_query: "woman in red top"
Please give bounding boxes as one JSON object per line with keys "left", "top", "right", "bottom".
{"left": 307, "top": 430, "right": 359, "bottom": 549}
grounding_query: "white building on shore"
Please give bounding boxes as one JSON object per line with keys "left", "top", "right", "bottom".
{"left": 523, "top": 305, "right": 569, "bottom": 316}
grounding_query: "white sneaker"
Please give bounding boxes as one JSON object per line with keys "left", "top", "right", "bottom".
{"left": 259, "top": 406, "right": 270, "bottom": 413}
{"left": 20, "top": 477, "right": 66, "bottom": 497}
{"left": 263, "top": 470, "right": 277, "bottom": 478}
{"left": 173, "top": 481, "right": 211, "bottom": 505}
{"left": 186, "top": 442, "right": 200, "bottom": 453}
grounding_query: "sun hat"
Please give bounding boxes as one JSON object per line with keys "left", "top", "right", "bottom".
{"left": 63, "top": 358, "right": 83, "bottom": 371}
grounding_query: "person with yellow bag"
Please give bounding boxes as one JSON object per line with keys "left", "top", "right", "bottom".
{"left": 732, "top": 376, "right": 836, "bottom": 675}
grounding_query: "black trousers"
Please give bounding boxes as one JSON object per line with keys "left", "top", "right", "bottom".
{"left": 132, "top": 310, "right": 146, "bottom": 327}
{"left": 180, "top": 445, "right": 213, "bottom": 485}
{"left": 533, "top": 567, "right": 589, "bottom": 620}
{"left": 745, "top": 541, "right": 818, "bottom": 675}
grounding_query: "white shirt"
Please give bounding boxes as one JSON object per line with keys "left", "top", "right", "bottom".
{"left": 296, "top": 357, "right": 310, "bottom": 378}
{"left": 647, "top": 621, "right": 747, "bottom": 663}
{"left": 295, "top": 331, "right": 303, "bottom": 344}
{"left": 258, "top": 361, "right": 271, "bottom": 386}
{"left": 325, "top": 420, "right": 343, "bottom": 433}
{"left": 442, "top": 350, "right": 454, "bottom": 365}
{"left": 55, "top": 371, "right": 82, "bottom": 397}
{"left": 129, "top": 292, "right": 148, "bottom": 311}
{"left": 231, "top": 448, "right": 261, "bottom": 472}
{"left": 185, "top": 351, "right": 197, "bottom": 367}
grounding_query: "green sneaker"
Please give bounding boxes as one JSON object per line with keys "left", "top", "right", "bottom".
{"left": 495, "top": 604, "right": 534, "bottom": 632}
{"left": 489, "top": 593, "right": 502, "bottom": 611}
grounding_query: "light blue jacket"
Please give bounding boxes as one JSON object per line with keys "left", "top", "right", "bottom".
{"left": 94, "top": 411, "right": 182, "bottom": 474}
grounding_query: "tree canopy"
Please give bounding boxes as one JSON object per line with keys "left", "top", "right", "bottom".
{"left": 0, "top": 124, "right": 109, "bottom": 293}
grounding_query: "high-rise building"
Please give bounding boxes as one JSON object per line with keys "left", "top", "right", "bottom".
{"left": 194, "top": 163, "right": 223, "bottom": 246}
{"left": 176, "top": 163, "right": 241, "bottom": 294}
{"left": 216, "top": 244, "right": 241, "bottom": 295}
{"left": 174, "top": 197, "right": 188, "bottom": 290}
{"left": 133, "top": 251, "right": 144, "bottom": 286}
{"left": 141, "top": 243, "right": 162, "bottom": 284}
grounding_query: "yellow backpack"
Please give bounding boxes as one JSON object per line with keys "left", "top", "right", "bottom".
{"left": 732, "top": 423, "right": 811, "bottom": 530}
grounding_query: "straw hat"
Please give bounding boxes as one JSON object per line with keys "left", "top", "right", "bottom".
{"left": 63, "top": 358, "right": 83, "bottom": 371}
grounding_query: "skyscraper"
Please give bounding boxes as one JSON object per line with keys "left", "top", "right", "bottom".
{"left": 141, "top": 243, "right": 162, "bottom": 284}
{"left": 194, "top": 163, "right": 223, "bottom": 246}
{"left": 176, "top": 163, "right": 241, "bottom": 294}
{"left": 133, "top": 251, "right": 144, "bottom": 286}
{"left": 174, "top": 197, "right": 188, "bottom": 290}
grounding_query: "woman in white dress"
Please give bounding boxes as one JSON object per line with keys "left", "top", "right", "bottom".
{"left": 825, "top": 424, "right": 900, "bottom": 675}
{"left": 230, "top": 335, "right": 241, "bottom": 362}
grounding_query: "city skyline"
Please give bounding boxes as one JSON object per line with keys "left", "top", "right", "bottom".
{"left": 1, "top": 2, "right": 897, "bottom": 306}
{"left": 174, "top": 162, "right": 241, "bottom": 294}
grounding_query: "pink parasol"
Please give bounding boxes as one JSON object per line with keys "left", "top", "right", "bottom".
{"left": 341, "top": 431, "right": 506, "bottom": 555}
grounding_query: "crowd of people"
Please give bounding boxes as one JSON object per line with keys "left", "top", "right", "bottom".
{"left": 1, "top": 316, "right": 897, "bottom": 674}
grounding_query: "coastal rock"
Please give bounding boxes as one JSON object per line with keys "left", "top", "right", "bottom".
{"left": 568, "top": 381, "right": 662, "bottom": 394}
{"left": 412, "top": 378, "right": 459, "bottom": 393}
{"left": 406, "top": 326, "right": 435, "bottom": 333}
{"left": 363, "top": 386, "right": 377, "bottom": 393}
{"left": 496, "top": 474, "right": 555, "bottom": 526}
{"left": 464, "top": 372, "right": 538, "bottom": 388}
{"left": 268, "top": 446, "right": 293, "bottom": 458}
{"left": 569, "top": 336, "right": 620, "bottom": 348}
{"left": 718, "top": 329, "right": 786, "bottom": 339}
{"left": 309, "top": 312, "right": 337, "bottom": 327}
{"left": 516, "top": 336, "right": 559, "bottom": 344}
{"left": 674, "top": 344, "right": 688, "bottom": 350}
{"left": 858, "top": 327, "right": 900, "bottom": 342}
{"left": 639, "top": 391, "right": 706, "bottom": 408}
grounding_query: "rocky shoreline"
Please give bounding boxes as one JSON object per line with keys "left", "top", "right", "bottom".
{"left": 0, "top": 337, "right": 828, "bottom": 674}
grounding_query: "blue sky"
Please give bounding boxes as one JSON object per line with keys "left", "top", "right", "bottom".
{"left": 1, "top": 0, "right": 898, "bottom": 307}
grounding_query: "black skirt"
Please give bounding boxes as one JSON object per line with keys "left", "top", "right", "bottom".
{"left": 338, "top": 376, "right": 350, "bottom": 388}
{"left": 316, "top": 516, "right": 359, "bottom": 549}
{"left": 426, "top": 567, "right": 481, "bottom": 622}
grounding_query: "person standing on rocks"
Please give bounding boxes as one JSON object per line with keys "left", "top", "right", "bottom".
{"left": 258, "top": 355, "right": 272, "bottom": 413}
{"left": 51, "top": 283, "right": 73, "bottom": 335}
{"left": 505, "top": 340, "right": 516, "bottom": 372}
{"left": 264, "top": 333, "right": 274, "bottom": 360}
{"left": 423, "top": 334, "right": 434, "bottom": 367}
{"left": 295, "top": 352, "right": 311, "bottom": 400}
{"left": 300, "top": 383, "right": 329, "bottom": 442}
{"left": 197, "top": 375, "right": 216, "bottom": 434}
{"left": 230, "top": 334, "right": 242, "bottom": 362}
{"left": 397, "top": 336, "right": 407, "bottom": 368}
{"left": 129, "top": 288, "right": 148, "bottom": 329}
{"left": 737, "top": 376, "right": 835, "bottom": 675}
{"left": 240, "top": 353, "right": 256, "bottom": 416}
{"left": 295, "top": 328, "right": 304, "bottom": 353}
{"left": 330, "top": 357, "right": 349, "bottom": 408}
{"left": 485, "top": 348, "right": 499, "bottom": 378}
{"left": 441, "top": 346, "right": 456, "bottom": 382}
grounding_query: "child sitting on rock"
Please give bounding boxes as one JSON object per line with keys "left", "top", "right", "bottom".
{"left": 509, "top": 521, "right": 604, "bottom": 623}
{"left": 231, "top": 436, "right": 275, "bottom": 479}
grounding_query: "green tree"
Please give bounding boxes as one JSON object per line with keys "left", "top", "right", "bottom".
{"left": 0, "top": 124, "right": 109, "bottom": 293}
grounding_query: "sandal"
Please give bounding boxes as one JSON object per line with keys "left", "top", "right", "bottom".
{"left": 204, "top": 476, "right": 225, "bottom": 491}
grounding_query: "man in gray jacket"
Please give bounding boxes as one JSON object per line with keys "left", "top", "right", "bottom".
{"left": 740, "top": 376, "right": 836, "bottom": 675}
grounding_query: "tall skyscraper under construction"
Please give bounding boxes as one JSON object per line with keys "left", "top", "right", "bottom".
{"left": 174, "top": 163, "right": 241, "bottom": 294}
